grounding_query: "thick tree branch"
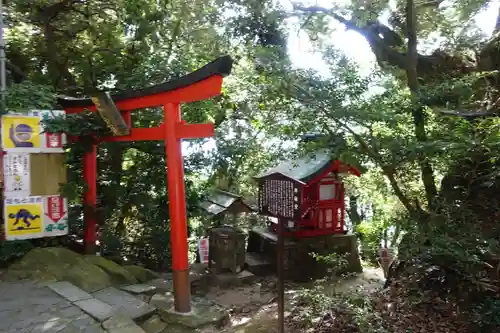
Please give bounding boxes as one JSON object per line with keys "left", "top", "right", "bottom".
{"left": 291, "top": 3, "right": 475, "bottom": 80}
{"left": 6, "top": 60, "right": 27, "bottom": 83}
{"left": 292, "top": 4, "right": 408, "bottom": 69}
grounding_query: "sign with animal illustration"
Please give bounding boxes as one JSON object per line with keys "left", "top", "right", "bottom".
{"left": 3, "top": 196, "right": 69, "bottom": 240}
{"left": 4, "top": 197, "right": 44, "bottom": 240}
{"left": 3, "top": 153, "right": 31, "bottom": 197}
{"left": 1, "top": 111, "right": 66, "bottom": 153}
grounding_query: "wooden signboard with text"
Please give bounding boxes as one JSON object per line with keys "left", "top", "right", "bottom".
{"left": 257, "top": 174, "right": 302, "bottom": 220}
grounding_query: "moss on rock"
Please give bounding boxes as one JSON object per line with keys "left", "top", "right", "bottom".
{"left": 155, "top": 293, "right": 229, "bottom": 329}
{"left": 84, "top": 255, "right": 137, "bottom": 285}
{"left": 4, "top": 247, "right": 112, "bottom": 292}
{"left": 123, "top": 265, "right": 159, "bottom": 283}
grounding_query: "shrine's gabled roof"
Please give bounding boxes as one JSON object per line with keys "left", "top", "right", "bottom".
{"left": 255, "top": 150, "right": 333, "bottom": 184}
{"left": 255, "top": 149, "right": 361, "bottom": 184}
{"left": 200, "top": 189, "right": 253, "bottom": 215}
{"left": 57, "top": 56, "right": 233, "bottom": 109}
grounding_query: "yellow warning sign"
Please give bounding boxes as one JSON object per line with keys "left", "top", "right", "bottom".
{"left": 4, "top": 197, "right": 44, "bottom": 240}
{"left": 1, "top": 115, "right": 41, "bottom": 151}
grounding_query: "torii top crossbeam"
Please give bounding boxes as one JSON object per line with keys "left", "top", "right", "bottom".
{"left": 58, "top": 55, "right": 232, "bottom": 110}
{"left": 57, "top": 56, "right": 233, "bottom": 314}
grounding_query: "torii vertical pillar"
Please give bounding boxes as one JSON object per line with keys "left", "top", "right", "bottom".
{"left": 83, "top": 144, "right": 98, "bottom": 254}
{"left": 164, "top": 102, "right": 191, "bottom": 312}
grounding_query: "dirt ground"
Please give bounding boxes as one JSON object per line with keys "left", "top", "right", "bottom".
{"left": 198, "top": 266, "right": 385, "bottom": 333}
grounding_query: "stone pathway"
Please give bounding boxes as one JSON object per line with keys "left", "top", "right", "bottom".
{"left": 0, "top": 280, "right": 153, "bottom": 333}
{"left": 0, "top": 273, "right": 231, "bottom": 333}
{"left": 0, "top": 280, "right": 105, "bottom": 333}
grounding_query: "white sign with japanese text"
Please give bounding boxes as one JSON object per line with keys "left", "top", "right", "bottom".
{"left": 3, "top": 153, "right": 31, "bottom": 198}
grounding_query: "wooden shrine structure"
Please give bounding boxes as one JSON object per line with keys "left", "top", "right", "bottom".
{"left": 57, "top": 56, "right": 233, "bottom": 314}
{"left": 247, "top": 150, "right": 362, "bottom": 280}
{"left": 256, "top": 149, "right": 360, "bottom": 237}
{"left": 250, "top": 150, "right": 362, "bottom": 333}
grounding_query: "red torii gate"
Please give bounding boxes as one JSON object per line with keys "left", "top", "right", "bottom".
{"left": 57, "top": 56, "right": 233, "bottom": 313}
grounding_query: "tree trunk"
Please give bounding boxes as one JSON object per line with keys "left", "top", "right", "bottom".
{"left": 43, "top": 22, "right": 77, "bottom": 90}
{"left": 347, "top": 195, "right": 363, "bottom": 228}
{"left": 405, "top": 0, "right": 438, "bottom": 211}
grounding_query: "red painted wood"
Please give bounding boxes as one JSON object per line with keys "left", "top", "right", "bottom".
{"left": 123, "top": 111, "right": 132, "bottom": 127}
{"left": 101, "top": 126, "right": 164, "bottom": 142}
{"left": 83, "top": 144, "right": 98, "bottom": 251}
{"left": 175, "top": 122, "right": 214, "bottom": 139}
{"left": 98, "top": 122, "right": 215, "bottom": 143}
{"left": 65, "top": 75, "right": 224, "bottom": 114}
{"left": 340, "top": 183, "right": 345, "bottom": 231}
{"left": 164, "top": 103, "right": 189, "bottom": 272}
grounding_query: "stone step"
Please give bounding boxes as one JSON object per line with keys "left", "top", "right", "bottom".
{"left": 92, "top": 287, "right": 156, "bottom": 320}
{"left": 47, "top": 281, "right": 150, "bottom": 332}
{"left": 48, "top": 281, "right": 93, "bottom": 302}
{"left": 120, "top": 284, "right": 157, "bottom": 295}
{"left": 212, "top": 270, "right": 256, "bottom": 288}
{"left": 245, "top": 252, "right": 271, "bottom": 276}
{"left": 103, "top": 314, "right": 147, "bottom": 333}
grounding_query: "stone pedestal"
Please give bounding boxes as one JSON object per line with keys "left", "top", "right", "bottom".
{"left": 247, "top": 227, "right": 362, "bottom": 281}
{"left": 150, "top": 292, "right": 229, "bottom": 331}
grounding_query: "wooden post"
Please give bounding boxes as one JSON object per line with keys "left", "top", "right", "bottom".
{"left": 277, "top": 218, "right": 285, "bottom": 333}
{"left": 164, "top": 103, "right": 191, "bottom": 313}
{"left": 83, "top": 144, "right": 97, "bottom": 254}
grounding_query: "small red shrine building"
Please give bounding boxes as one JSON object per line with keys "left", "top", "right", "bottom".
{"left": 255, "top": 150, "right": 360, "bottom": 237}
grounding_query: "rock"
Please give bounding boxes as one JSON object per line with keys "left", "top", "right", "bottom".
{"left": 120, "top": 284, "right": 157, "bottom": 295}
{"left": 160, "top": 325, "right": 194, "bottom": 333}
{"left": 135, "top": 294, "right": 152, "bottom": 303}
{"left": 149, "top": 293, "right": 174, "bottom": 310}
{"left": 102, "top": 313, "right": 147, "bottom": 332}
{"left": 123, "top": 265, "right": 159, "bottom": 283}
{"left": 148, "top": 278, "right": 173, "bottom": 292}
{"left": 84, "top": 255, "right": 137, "bottom": 285}
{"left": 156, "top": 297, "right": 229, "bottom": 329}
{"left": 3, "top": 247, "right": 113, "bottom": 292}
{"left": 140, "top": 315, "right": 167, "bottom": 333}
{"left": 103, "top": 314, "right": 136, "bottom": 330}
{"left": 190, "top": 263, "right": 208, "bottom": 275}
